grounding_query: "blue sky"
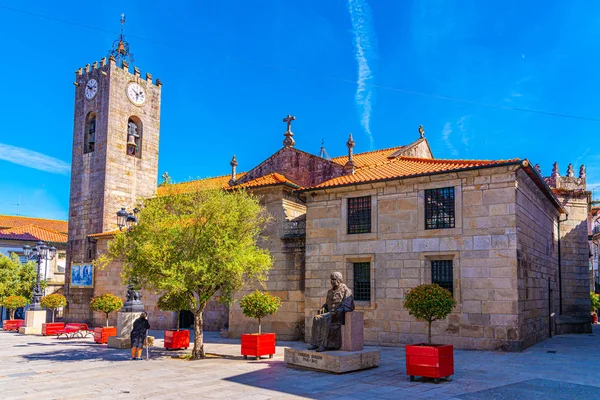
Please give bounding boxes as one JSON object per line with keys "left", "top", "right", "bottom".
{"left": 1, "top": 0, "right": 599, "bottom": 220}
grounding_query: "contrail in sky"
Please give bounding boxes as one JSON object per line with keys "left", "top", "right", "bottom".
{"left": 0, "top": 142, "right": 70, "bottom": 175}
{"left": 348, "top": 0, "right": 376, "bottom": 148}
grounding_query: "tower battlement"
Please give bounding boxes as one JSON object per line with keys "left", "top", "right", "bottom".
{"left": 75, "top": 56, "right": 161, "bottom": 87}
{"left": 543, "top": 162, "right": 586, "bottom": 192}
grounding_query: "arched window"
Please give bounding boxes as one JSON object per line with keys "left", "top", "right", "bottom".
{"left": 126, "top": 117, "right": 142, "bottom": 158}
{"left": 84, "top": 112, "right": 96, "bottom": 154}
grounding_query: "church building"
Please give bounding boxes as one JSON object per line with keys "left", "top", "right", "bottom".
{"left": 64, "top": 27, "right": 592, "bottom": 352}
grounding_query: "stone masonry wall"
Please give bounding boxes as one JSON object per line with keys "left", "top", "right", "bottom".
{"left": 228, "top": 187, "right": 306, "bottom": 340}
{"left": 515, "top": 169, "right": 560, "bottom": 349}
{"left": 555, "top": 192, "right": 591, "bottom": 317}
{"left": 304, "top": 165, "right": 536, "bottom": 351}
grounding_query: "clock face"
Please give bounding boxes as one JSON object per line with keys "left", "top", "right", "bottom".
{"left": 127, "top": 82, "right": 146, "bottom": 106}
{"left": 85, "top": 79, "right": 98, "bottom": 100}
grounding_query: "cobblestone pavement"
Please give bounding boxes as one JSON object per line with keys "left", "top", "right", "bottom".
{"left": 1, "top": 326, "right": 599, "bottom": 399}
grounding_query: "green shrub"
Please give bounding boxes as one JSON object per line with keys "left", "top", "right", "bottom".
{"left": 157, "top": 292, "right": 191, "bottom": 330}
{"left": 240, "top": 290, "right": 282, "bottom": 334}
{"left": 2, "top": 295, "right": 28, "bottom": 320}
{"left": 40, "top": 293, "right": 67, "bottom": 323}
{"left": 591, "top": 292, "right": 600, "bottom": 314}
{"left": 90, "top": 293, "right": 123, "bottom": 327}
{"left": 403, "top": 284, "right": 456, "bottom": 344}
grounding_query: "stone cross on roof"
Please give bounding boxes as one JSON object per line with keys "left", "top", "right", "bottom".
{"left": 283, "top": 114, "right": 296, "bottom": 148}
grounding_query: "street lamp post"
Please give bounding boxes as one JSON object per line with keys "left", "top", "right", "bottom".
{"left": 23, "top": 241, "right": 57, "bottom": 311}
{"left": 115, "top": 207, "right": 144, "bottom": 312}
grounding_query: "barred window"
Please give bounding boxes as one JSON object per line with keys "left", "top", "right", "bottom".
{"left": 432, "top": 260, "right": 453, "bottom": 295}
{"left": 425, "top": 187, "right": 455, "bottom": 229}
{"left": 84, "top": 113, "right": 96, "bottom": 154}
{"left": 353, "top": 262, "right": 371, "bottom": 302}
{"left": 347, "top": 196, "right": 371, "bottom": 234}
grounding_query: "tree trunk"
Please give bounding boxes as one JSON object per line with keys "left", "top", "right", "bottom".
{"left": 52, "top": 309, "right": 55, "bottom": 323}
{"left": 191, "top": 305, "right": 206, "bottom": 359}
{"left": 258, "top": 317, "right": 261, "bottom": 335}
{"left": 9, "top": 309, "right": 14, "bottom": 320}
{"left": 106, "top": 313, "right": 109, "bottom": 327}
{"left": 427, "top": 320, "right": 432, "bottom": 344}
{"left": 176, "top": 310, "right": 180, "bottom": 330}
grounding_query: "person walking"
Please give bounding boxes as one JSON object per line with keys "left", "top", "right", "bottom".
{"left": 131, "top": 312, "right": 150, "bottom": 360}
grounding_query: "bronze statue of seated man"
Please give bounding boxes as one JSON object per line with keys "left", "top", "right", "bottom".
{"left": 308, "top": 272, "right": 355, "bottom": 352}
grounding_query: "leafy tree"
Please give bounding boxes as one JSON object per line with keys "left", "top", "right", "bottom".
{"left": 157, "top": 291, "right": 191, "bottom": 330}
{"left": 240, "top": 290, "right": 282, "bottom": 335}
{"left": 591, "top": 292, "right": 600, "bottom": 314}
{"left": 0, "top": 253, "right": 45, "bottom": 303}
{"left": 2, "top": 295, "right": 28, "bottom": 320}
{"left": 403, "top": 284, "right": 456, "bottom": 344}
{"left": 40, "top": 293, "right": 67, "bottom": 323}
{"left": 99, "top": 187, "right": 273, "bottom": 359}
{"left": 90, "top": 293, "right": 123, "bottom": 327}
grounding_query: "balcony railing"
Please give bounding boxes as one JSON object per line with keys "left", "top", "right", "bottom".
{"left": 282, "top": 220, "right": 306, "bottom": 239}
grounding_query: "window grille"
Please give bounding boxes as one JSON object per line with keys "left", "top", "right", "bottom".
{"left": 353, "top": 262, "right": 371, "bottom": 301}
{"left": 432, "top": 260, "right": 453, "bottom": 294}
{"left": 347, "top": 196, "right": 371, "bottom": 234}
{"left": 425, "top": 187, "right": 455, "bottom": 229}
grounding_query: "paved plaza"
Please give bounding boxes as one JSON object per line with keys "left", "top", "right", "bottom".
{"left": 1, "top": 326, "right": 599, "bottom": 399}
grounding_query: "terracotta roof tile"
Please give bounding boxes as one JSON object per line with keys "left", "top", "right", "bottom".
{"left": 311, "top": 156, "right": 521, "bottom": 189}
{"left": 156, "top": 173, "right": 247, "bottom": 196}
{"left": 87, "top": 229, "right": 121, "bottom": 239}
{"left": 0, "top": 215, "right": 68, "bottom": 233}
{"left": 331, "top": 146, "right": 404, "bottom": 168}
{"left": 230, "top": 173, "right": 300, "bottom": 189}
{"left": 0, "top": 224, "right": 68, "bottom": 243}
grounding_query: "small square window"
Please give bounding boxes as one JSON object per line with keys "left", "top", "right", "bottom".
{"left": 425, "top": 187, "right": 455, "bottom": 229}
{"left": 353, "top": 262, "right": 371, "bottom": 301}
{"left": 347, "top": 196, "right": 371, "bottom": 234}
{"left": 432, "top": 260, "right": 453, "bottom": 295}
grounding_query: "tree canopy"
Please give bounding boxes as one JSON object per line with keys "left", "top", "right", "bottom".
{"left": 90, "top": 293, "right": 123, "bottom": 327}
{"left": 2, "top": 295, "right": 28, "bottom": 320}
{"left": 41, "top": 293, "right": 67, "bottom": 323}
{"left": 0, "top": 253, "right": 43, "bottom": 303}
{"left": 403, "top": 284, "right": 456, "bottom": 344}
{"left": 240, "top": 290, "right": 282, "bottom": 335}
{"left": 100, "top": 187, "right": 273, "bottom": 359}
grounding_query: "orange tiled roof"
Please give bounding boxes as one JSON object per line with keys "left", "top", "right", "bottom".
{"left": 331, "top": 146, "right": 404, "bottom": 168}
{"left": 311, "top": 156, "right": 521, "bottom": 189}
{"left": 0, "top": 224, "right": 68, "bottom": 243}
{"left": 230, "top": 173, "right": 300, "bottom": 189}
{"left": 156, "top": 173, "right": 247, "bottom": 196}
{"left": 0, "top": 215, "right": 68, "bottom": 233}
{"left": 88, "top": 229, "right": 121, "bottom": 239}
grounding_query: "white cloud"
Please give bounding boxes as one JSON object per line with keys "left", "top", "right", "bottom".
{"left": 441, "top": 122, "right": 458, "bottom": 156}
{"left": 348, "top": 0, "right": 376, "bottom": 148}
{"left": 0, "top": 143, "right": 70, "bottom": 175}
{"left": 456, "top": 115, "right": 471, "bottom": 147}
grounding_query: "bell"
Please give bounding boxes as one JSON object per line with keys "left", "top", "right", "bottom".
{"left": 127, "top": 134, "right": 136, "bottom": 146}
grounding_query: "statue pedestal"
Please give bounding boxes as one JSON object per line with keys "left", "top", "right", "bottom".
{"left": 107, "top": 311, "right": 141, "bottom": 348}
{"left": 341, "top": 311, "right": 364, "bottom": 352}
{"left": 18, "top": 310, "right": 46, "bottom": 335}
{"left": 284, "top": 348, "right": 380, "bottom": 374}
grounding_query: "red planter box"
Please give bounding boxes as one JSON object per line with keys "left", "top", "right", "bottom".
{"left": 2, "top": 319, "right": 24, "bottom": 331}
{"left": 164, "top": 329, "right": 190, "bottom": 350}
{"left": 42, "top": 322, "right": 65, "bottom": 336}
{"left": 405, "top": 344, "right": 454, "bottom": 382}
{"left": 241, "top": 333, "right": 276, "bottom": 360}
{"left": 592, "top": 314, "right": 598, "bottom": 324}
{"left": 94, "top": 327, "right": 117, "bottom": 344}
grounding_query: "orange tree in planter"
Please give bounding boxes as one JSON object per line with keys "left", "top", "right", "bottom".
{"left": 40, "top": 293, "right": 67, "bottom": 323}
{"left": 403, "top": 284, "right": 456, "bottom": 344}
{"left": 90, "top": 294, "right": 123, "bottom": 327}
{"left": 240, "top": 290, "right": 282, "bottom": 335}
{"left": 2, "top": 295, "right": 28, "bottom": 320}
{"left": 157, "top": 292, "right": 191, "bottom": 331}
{"left": 591, "top": 292, "right": 600, "bottom": 314}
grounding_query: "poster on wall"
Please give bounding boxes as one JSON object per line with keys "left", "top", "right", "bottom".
{"left": 71, "top": 264, "right": 94, "bottom": 287}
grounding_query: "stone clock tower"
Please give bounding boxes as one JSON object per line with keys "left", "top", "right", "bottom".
{"left": 65, "top": 17, "right": 162, "bottom": 322}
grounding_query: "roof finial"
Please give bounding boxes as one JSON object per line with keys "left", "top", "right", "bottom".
{"left": 283, "top": 114, "right": 296, "bottom": 148}
{"left": 566, "top": 163, "right": 574, "bottom": 178}
{"left": 344, "top": 133, "right": 356, "bottom": 174}
{"left": 229, "top": 155, "right": 238, "bottom": 185}
{"left": 552, "top": 162, "right": 559, "bottom": 178}
{"left": 108, "top": 13, "right": 135, "bottom": 68}
{"left": 318, "top": 139, "right": 331, "bottom": 160}
{"left": 419, "top": 125, "right": 425, "bottom": 138}
{"left": 534, "top": 164, "right": 541, "bottom": 174}
{"left": 580, "top": 165, "right": 586, "bottom": 179}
